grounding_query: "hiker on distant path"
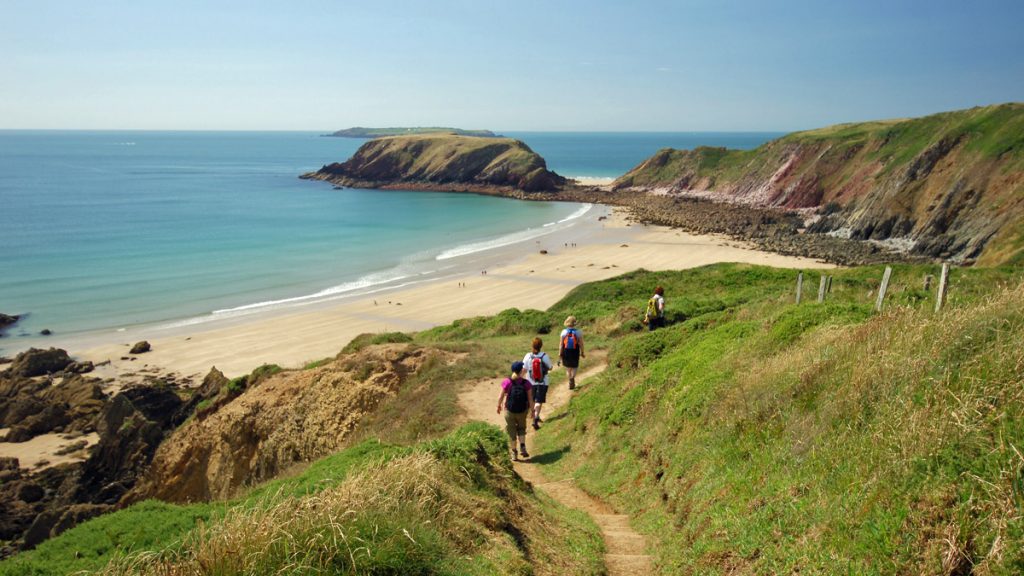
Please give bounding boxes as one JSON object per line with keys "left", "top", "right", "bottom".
{"left": 644, "top": 286, "right": 666, "bottom": 331}
{"left": 523, "top": 337, "right": 554, "bottom": 430}
{"left": 558, "top": 316, "right": 585, "bottom": 390}
{"left": 497, "top": 361, "right": 534, "bottom": 461}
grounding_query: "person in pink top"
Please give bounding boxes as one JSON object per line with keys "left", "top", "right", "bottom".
{"left": 497, "top": 361, "right": 534, "bottom": 461}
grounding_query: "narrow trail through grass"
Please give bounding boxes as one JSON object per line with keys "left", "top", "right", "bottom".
{"left": 458, "top": 354, "right": 653, "bottom": 575}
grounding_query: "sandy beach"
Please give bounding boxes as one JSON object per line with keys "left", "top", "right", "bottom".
{"left": 71, "top": 209, "right": 832, "bottom": 380}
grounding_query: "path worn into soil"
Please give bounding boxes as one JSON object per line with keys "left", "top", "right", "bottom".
{"left": 458, "top": 355, "right": 652, "bottom": 575}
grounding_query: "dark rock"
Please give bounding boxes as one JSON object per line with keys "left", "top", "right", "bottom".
{"left": 129, "top": 341, "right": 151, "bottom": 354}
{"left": 17, "top": 483, "right": 44, "bottom": 504}
{"left": 22, "top": 510, "right": 61, "bottom": 549}
{"left": 4, "top": 404, "right": 71, "bottom": 442}
{"left": 75, "top": 385, "right": 185, "bottom": 505}
{"left": 0, "top": 314, "right": 19, "bottom": 334}
{"left": 51, "top": 503, "right": 110, "bottom": 538}
{"left": 10, "top": 348, "right": 73, "bottom": 378}
{"left": 181, "top": 367, "right": 230, "bottom": 418}
{"left": 39, "top": 329, "right": 52, "bottom": 336}
{"left": 66, "top": 361, "right": 95, "bottom": 374}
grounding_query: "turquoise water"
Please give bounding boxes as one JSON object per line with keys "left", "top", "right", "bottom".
{"left": 0, "top": 130, "right": 778, "bottom": 347}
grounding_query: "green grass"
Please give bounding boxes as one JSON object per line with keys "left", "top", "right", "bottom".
{"left": 8, "top": 262, "right": 1023, "bottom": 575}
{"left": 533, "top": 263, "right": 1024, "bottom": 574}
{"left": 3, "top": 423, "right": 603, "bottom": 576}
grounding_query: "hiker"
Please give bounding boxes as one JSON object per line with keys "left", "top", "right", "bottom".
{"left": 497, "top": 361, "right": 534, "bottom": 461}
{"left": 523, "top": 337, "right": 554, "bottom": 430}
{"left": 644, "top": 286, "right": 666, "bottom": 331}
{"left": 558, "top": 316, "right": 585, "bottom": 390}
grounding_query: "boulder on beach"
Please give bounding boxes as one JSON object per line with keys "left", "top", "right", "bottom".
{"left": 129, "top": 341, "right": 151, "bottom": 354}
{"left": 9, "top": 348, "right": 73, "bottom": 378}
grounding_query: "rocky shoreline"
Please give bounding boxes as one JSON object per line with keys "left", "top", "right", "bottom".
{"left": 306, "top": 177, "right": 913, "bottom": 266}
{"left": 0, "top": 347, "right": 223, "bottom": 556}
{"left": 551, "top": 186, "right": 919, "bottom": 266}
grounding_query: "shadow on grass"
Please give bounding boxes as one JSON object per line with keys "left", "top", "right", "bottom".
{"left": 530, "top": 445, "right": 571, "bottom": 465}
{"left": 541, "top": 412, "right": 568, "bottom": 424}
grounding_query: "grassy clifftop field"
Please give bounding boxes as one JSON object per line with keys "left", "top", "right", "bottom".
{"left": 5, "top": 262, "right": 1023, "bottom": 575}
{"left": 326, "top": 127, "right": 498, "bottom": 138}
{"left": 614, "top": 104, "right": 1024, "bottom": 266}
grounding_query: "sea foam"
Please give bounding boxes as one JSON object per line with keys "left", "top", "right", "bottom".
{"left": 436, "top": 204, "right": 592, "bottom": 260}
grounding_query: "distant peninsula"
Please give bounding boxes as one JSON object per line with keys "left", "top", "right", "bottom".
{"left": 302, "top": 133, "right": 566, "bottom": 193}
{"left": 324, "top": 127, "right": 499, "bottom": 138}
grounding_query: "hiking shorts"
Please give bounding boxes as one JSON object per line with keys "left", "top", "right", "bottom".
{"left": 533, "top": 384, "right": 548, "bottom": 404}
{"left": 561, "top": 348, "right": 580, "bottom": 368}
{"left": 504, "top": 409, "right": 528, "bottom": 441}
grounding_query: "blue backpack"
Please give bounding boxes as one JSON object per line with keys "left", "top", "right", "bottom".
{"left": 562, "top": 328, "right": 579, "bottom": 350}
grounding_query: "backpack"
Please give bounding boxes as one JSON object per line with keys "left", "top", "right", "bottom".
{"left": 562, "top": 328, "right": 579, "bottom": 351}
{"left": 529, "top": 353, "right": 549, "bottom": 382}
{"left": 645, "top": 296, "right": 661, "bottom": 320}
{"left": 506, "top": 379, "right": 529, "bottom": 412}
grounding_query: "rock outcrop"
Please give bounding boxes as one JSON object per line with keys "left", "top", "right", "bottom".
{"left": 612, "top": 103, "right": 1024, "bottom": 265}
{"left": 8, "top": 348, "right": 73, "bottom": 378}
{"left": 0, "top": 359, "right": 210, "bottom": 551}
{"left": 0, "top": 314, "right": 18, "bottom": 337}
{"left": 129, "top": 344, "right": 452, "bottom": 503}
{"left": 302, "top": 134, "right": 567, "bottom": 193}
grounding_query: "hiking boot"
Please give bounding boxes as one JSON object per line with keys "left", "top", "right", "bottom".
{"left": 532, "top": 418, "right": 540, "bottom": 430}
{"left": 519, "top": 445, "right": 530, "bottom": 459}
{"left": 569, "top": 378, "right": 575, "bottom": 390}
{"left": 511, "top": 449, "right": 518, "bottom": 461}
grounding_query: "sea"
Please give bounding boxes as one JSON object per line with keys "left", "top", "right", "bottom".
{"left": 0, "top": 130, "right": 779, "bottom": 353}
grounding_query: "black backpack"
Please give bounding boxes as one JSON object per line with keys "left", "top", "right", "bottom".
{"left": 506, "top": 379, "right": 529, "bottom": 413}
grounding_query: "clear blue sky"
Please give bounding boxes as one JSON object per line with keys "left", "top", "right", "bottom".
{"left": 2, "top": 0, "right": 1022, "bottom": 131}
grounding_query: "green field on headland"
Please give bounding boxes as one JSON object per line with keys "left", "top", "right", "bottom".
{"left": 6, "top": 261, "right": 1023, "bottom": 575}
{"left": 325, "top": 127, "right": 498, "bottom": 138}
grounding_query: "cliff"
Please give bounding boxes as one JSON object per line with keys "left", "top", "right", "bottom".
{"left": 613, "top": 103, "right": 1024, "bottom": 265}
{"left": 301, "top": 134, "right": 567, "bottom": 193}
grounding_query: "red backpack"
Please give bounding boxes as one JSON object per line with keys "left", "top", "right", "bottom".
{"left": 529, "top": 353, "right": 548, "bottom": 382}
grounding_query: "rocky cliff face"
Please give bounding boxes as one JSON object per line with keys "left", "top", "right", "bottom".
{"left": 128, "top": 344, "right": 454, "bottom": 503}
{"left": 302, "top": 134, "right": 567, "bottom": 193}
{"left": 614, "top": 104, "right": 1024, "bottom": 265}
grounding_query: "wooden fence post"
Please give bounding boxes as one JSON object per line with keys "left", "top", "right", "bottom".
{"left": 826, "top": 275, "right": 833, "bottom": 293}
{"left": 935, "top": 263, "right": 950, "bottom": 312}
{"left": 817, "top": 275, "right": 827, "bottom": 303}
{"left": 875, "top": 266, "right": 892, "bottom": 312}
{"left": 923, "top": 275, "right": 933, "bottom": 291}
{"left": 796, "top": 271, "right": 803, "bottom": 304}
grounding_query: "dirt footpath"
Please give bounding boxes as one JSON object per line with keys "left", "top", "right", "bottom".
{"left": 457, "top": 356, "right": 653, "bottom": 575}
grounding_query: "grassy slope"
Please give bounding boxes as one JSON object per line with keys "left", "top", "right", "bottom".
{"left": 618, "top": 104, "right": 1024, "bottom": 188}
{"left": 2, "top": 424, "right": 602, "bottom": 576}
{"left": 534, "top": 263, "right": 1024, "bottom": 574}
{"left": 7, "top": 261, "right": 1024, "bottom": 575}
{"left": 614, "top": 104, "right": 1024, "bottom": 264}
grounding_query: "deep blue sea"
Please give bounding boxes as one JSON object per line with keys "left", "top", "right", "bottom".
{"left": 0, "top": 130, "right": 779, "bottom": 349}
